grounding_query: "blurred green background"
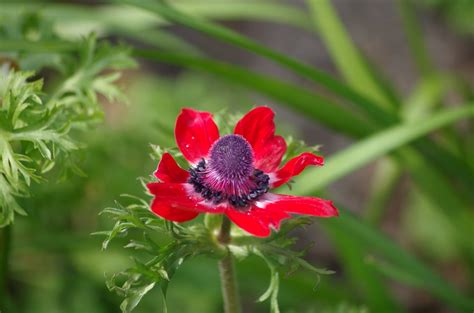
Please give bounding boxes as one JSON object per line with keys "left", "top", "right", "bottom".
{"left": 1, "top": 1, "right": 474, "bottom": 312}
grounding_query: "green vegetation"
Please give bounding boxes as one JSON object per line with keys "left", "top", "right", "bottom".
{"left": 0, "top": 1, "right": 473, "bottom": 312}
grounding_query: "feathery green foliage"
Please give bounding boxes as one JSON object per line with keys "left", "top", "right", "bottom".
{"left": 0, "top": 14, "right": 135, "bottom": 226}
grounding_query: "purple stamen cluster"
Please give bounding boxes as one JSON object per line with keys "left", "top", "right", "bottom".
{"left": 208, "top": 134, "right": 254, "bottom": 181}
{"left": 189, "top": 159, "right": 224, "bottom": 204}
{"left": 188, "top": 162, "right": 270, "bottom": 208}
{"left": 187, "top": 135, "right": 270, "bottom": 209}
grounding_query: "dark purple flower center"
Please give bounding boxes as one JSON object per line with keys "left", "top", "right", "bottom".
{"left": 188, "top": 135, "right": 270, "bottom": 209}
{"left": 208, "top": 134, "right": 253, "bottom": 181}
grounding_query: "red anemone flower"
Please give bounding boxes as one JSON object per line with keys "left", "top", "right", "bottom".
{"left": 147, "top": 107, "right": 338, "bottom": 237}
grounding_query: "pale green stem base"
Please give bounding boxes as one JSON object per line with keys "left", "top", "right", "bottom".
{"left": 218, "top": 217, "right": 242, "bottom": 313}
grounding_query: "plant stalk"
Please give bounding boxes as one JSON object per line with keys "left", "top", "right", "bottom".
{"left": 218, "top": 217, "right": 241, "bottom": 313}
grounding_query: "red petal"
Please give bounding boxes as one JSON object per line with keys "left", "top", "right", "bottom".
{"left": 271, "top": 152, "right": 324, "bottom": 188}
{"left": 175, "top": 108, "right": 220, "bottom": 164}
{"left": 234, "top": 106, "right": 286, "bottom": 172}
{"left": 154, "top": 152, "right": 189, "bottom": 183}
{"left": 265, "top": 194, "right": 339, "bottom": 217}
{"left": 225, "top": 205, "right": 290, "bottom": 237}
{"left": 150, "top": 199, "right": 199, "bottom": 222}
{"left": 225, "top": 193, "right": 337, "bottom": 237}
{"left": 147, "top": 182, "right": 226, "bottom": 213}
{"left": 253, "top": 136, "right": 287, "bottom": 173}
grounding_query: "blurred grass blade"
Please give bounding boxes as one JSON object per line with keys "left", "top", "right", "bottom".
{"left": 398, "top": 0, "right": 435, "bottom": 78}
{"left": 361, "top": 55, "right": 402, "bottom": 110}
{"left": 290, "top": 102, "right": 474, "bottom": 260}
{"left": 292, "top": 105, "right": 474, "bottom": 193}
{"left": 307, "top": 0, "right": 398, "bottom": 110}
{"left": 119, "top": 0, "right": 395, "bottom": 127}
{"left": 120, "top": 28, "right": 204, "bottom": 55}
{"left": 324, "top": 221, "right": 402, "bottom": 313}
{"left": 399, "top": 148, "right": 474, "bottom": 260}
{"left": 402, "top": 77, "right": 446, "bottom": 121}
{"left": 404, "top": 77, "right": 474, "bottom": 201}
{"left": 306, "top": 0, "right": 474, "bottom": 199}
{"left": 321, "top": 210, "right": 474, "bottom": 312}
{"left": 171, "top": 0, "right": 313, "bottom": 31}
{"left": 0, "top": 1, "right": 313, "bottom": 38}
{"left": 286, "top": 98, "right": 474, "bottom": 309}
{"left": 364, "top": 159, "right": 402, "bottom": 224}
{"left": 134, "top": 49, "right": 374, "bottom": 137}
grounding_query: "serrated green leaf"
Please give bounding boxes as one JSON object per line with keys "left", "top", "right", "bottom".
{"left": 119, "top": 282, "right": 156, "bottom": 313}
{"left": 0, "top": 23, "right": 134, "bottom": 226}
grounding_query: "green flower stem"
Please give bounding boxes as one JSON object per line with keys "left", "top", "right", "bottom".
{"left": 0, "top": 225, "right": 12, "bottom": 308}
{"left": 217, "top": 217, "right": 242, "bottom": 313}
